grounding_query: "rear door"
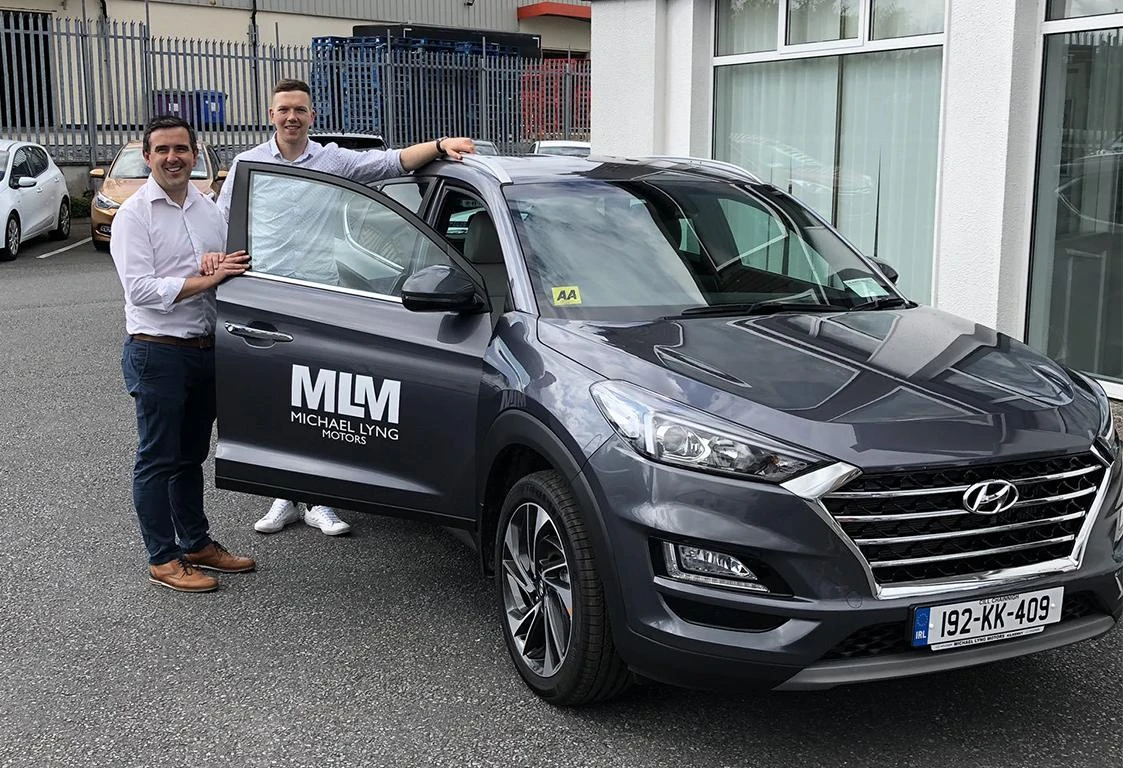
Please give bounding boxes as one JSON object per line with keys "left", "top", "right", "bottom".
{"left": 216, "top": 162, "right": 492, "bottom": 525}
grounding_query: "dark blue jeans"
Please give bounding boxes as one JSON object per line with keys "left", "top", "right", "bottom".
{"left": 122, "top": 337, "right": 216, "bottom": 566}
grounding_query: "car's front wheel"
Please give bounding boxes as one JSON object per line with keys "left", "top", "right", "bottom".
{"left": 1, "top": 214, "right": 20, "bottom": 261}
{"left": 495, "top": 470, "right": 632, "bottom": 706}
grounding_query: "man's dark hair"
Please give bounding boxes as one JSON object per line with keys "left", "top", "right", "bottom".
{"left": 143, "top": 115, "right": 198, "bottom": 154}
{"left": 273, "top": 78, "right": 311, "bottom": 97}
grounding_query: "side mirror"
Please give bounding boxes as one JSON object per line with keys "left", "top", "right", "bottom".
{"left": 400, "top": 264, "right": 486, "bottom": 313}
{"left": 869, "top": 257, "right": 899, "bottom": 284}
{"left": 16, "top": 177, "right": 36, "bottom": 189}
{"left": 89, "top": 168, "right": 106, "bottom": 179}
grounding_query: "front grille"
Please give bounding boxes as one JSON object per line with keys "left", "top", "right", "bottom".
{"left": 822, "top": 453, "right": 1107, "bottom": 586}
{"left": 822, "top": 591, "right": 1104, "bottom": 660}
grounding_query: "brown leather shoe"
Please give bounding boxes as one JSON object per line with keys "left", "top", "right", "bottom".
{"left": 185, "top": 541, "right": 256, "bottom": 573}
{"left": 149, "top": 558, "right": 219, "bottom": 592}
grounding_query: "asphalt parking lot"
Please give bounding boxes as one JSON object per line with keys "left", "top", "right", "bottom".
{"left": 2, "top": 226, "right": 1122, "bottom": 768}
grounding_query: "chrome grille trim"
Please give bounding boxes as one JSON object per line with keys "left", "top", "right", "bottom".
{"left": 867, "top": 535, "right": 1076, "bottom": 568}
{"left": 854, "top": 511, "right": 1086, "bottom": 546}
{"left": 833, "top": 486, "right": 1098, "bottom": 523}
{"left": 825, "top": 464, "right": 1102, "bottom": 500}
{"left": 817, "top": 451, "right": 1114, "bottom": 594}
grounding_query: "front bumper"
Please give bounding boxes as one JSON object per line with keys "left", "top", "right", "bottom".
{"left": 90, "top": 205, "right": 116, "bottom": 242}
{"left": 580, "top": 438, "right": 1123, "bottom": 691}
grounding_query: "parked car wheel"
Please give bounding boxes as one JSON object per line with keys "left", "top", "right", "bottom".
{"left": 1, "top": 214, "right": 20, "bottom": 261}
{"left": 495, "top": 470, "right": 632, "bottom": 705}
{"left": 50, "top": 199, "right": 70, "bottom": 240}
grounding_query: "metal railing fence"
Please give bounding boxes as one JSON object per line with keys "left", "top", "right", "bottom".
{"left": 1, "top": 12, "right": 590, "bottom": 168}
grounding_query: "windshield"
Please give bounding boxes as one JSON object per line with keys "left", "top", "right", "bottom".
{"left": 504, "top": 174, "right": 901, "bottom": 320}
{"left": 109, "top": 146, "right": 208, "bottom": 179}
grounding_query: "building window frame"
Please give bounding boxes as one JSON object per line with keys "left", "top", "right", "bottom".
{"left": 1031, "top": 9, "right": 1123, "bottom": 400}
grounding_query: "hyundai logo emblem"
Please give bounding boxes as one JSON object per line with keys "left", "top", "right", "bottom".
{"left": 962, "top": 480, "right": 1019, "bottom": 515}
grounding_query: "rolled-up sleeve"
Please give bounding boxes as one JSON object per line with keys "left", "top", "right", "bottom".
{"left": 111, "top": 204, "right": 185, "bottom": 313}
{"left": 216, "top": 156, "right": 239, "bottom": 222}
{"left": 343, "top": 147, "right": 405, "bottom": 183}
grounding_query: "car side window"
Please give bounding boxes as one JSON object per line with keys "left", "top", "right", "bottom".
{"left": 11, "top": 149, "right": 33, "bottom": 181}
{"left": 377, "top": 179, "right": 431, "bottom": 214}
{"left": 27, "top": 147, "right": 49, "bottom": 176}
{"left": 717, "top": 196, "right": 833, "bottom": 287}
{"left": 246, "top": 170, "right": 453, "bottom": 297}
{"left": 433, "top": 188, "right": 487, "bottom": 254}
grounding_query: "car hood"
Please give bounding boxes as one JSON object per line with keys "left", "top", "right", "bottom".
{"left": 100, "top": 177, "right": 212, "bottom": 202}
{"left": 537, "top": 306, "right": 1104, "bottom": 469}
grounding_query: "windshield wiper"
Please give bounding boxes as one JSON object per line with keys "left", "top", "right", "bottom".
{"left": 676, "top": 301, "right": 850, "bottom": 318}
{"left": 849, "top": 296, "right": 914, "bottom": 311}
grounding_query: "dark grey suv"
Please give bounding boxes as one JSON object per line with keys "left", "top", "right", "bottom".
{"left": 218, "top": 154, "right": 1123, "bottom": 705}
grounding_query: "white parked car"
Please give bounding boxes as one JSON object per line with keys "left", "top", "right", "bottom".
{"left": 529, "top": 139, "right": 591, "bottom": 157}
{"left": 1, "top": 139, "right": 70, "bottom": 260}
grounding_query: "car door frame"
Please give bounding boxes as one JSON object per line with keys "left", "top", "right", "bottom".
{"left": 218, "top": 160, "right": 493, "bottom": 525}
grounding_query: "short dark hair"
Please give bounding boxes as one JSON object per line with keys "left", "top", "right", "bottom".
{"left": 273, "top": 78, "right": 311, "bottom": 97}
{"left": 143, "top": 115, "right": 198, "bottom": 154}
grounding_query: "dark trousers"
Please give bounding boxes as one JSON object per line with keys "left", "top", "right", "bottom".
{"left": 122, "top": 337, "right": 215, "bottom": 566}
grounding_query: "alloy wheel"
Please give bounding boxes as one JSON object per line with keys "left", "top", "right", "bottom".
{"left": 500, "top": 501, "right": 573, "bottom": 677}
{"left": 5, "top": 217, "right": 19, "bottom": 258}
{"left": 58, "top": 203, "right": 70, "bottom": 237}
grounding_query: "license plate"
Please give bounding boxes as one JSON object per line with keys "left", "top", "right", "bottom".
{"left": 911, "top": 587, "right": 1064, "bottom": 651}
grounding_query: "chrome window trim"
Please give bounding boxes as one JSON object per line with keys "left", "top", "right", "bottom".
{"left": 241, "top": 270, "right": 403, "bottom": 303}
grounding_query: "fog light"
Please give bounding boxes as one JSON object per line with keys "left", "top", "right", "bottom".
{"left": 662, "top": 542, "right": 769, "bottom": 593}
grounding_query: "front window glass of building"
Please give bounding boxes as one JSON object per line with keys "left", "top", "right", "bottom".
{"left": 1029, "top": 30, "right": 1123, "bottom": 384}
{"left": 1047, "top": 1, "right": 1123, "bottom": 20}
{"left": 713, "top": 47, "right": 942, "bottom": 302}
{"left": 716, "top": 0, "right": 779, "bottom": 55}
{"left": 787, "top": 0, "right": 858, "bottom": 44}
{"left": 871, "top": 0, "right": 944, "bottom": 40}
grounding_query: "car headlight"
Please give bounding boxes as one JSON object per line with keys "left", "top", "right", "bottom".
{"left": 590, "top": 380, "right": 825, "bottom": 482}
{"left": 94, "top": 192, "right": 120, "bottom": 210}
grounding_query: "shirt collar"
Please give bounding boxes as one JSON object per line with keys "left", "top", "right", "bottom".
{"left": 142, "top": 175, "right": 206, "bottom": 210}
{"left": 269, "top": 134, "right": 320, "bottom": 164}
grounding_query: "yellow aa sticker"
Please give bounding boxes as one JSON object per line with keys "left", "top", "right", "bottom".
{"left": 551, "top": 286, "right": 582, "bottom": 305}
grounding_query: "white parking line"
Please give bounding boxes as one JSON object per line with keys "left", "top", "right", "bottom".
{"left": 36, "top": 237, "right": 93, "bottom": 259}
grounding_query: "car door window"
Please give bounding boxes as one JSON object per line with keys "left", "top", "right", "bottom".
{"left": 377, "top": 179, "right": 431, "bottom": 214}
{"left": 245, "top": 168, "right": 454, "bottom": 297}
{"left": 10, "top": 149, "right": 33, "bottom": 181}
{"left": 433, "top": 188, "right": 487, "bottom": 254}
{"left": 27, "top": 147, "right": 49, "bottom": 176}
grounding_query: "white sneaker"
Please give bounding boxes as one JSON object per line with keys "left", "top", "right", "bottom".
{"left": 254, "top": 498, "right": 301, "bottom": 533}
{"left": 304, "top": 505, "right": 352, "bottom": 536}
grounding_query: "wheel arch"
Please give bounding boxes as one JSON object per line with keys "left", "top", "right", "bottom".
{"left": 477, "top": 411, "right": 618, "bottom": 594}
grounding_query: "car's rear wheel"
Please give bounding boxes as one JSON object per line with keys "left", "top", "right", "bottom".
{"left": 0, "top": 215, "right": 20, "bottom": 261}
{"left": 495, "top": 470, "right": 632, "bottom": 706}
{"left": 50, "top": 199, "right": 70, "bottom": 240}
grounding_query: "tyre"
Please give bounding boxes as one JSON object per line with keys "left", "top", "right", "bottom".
{"left": 49, "top": 199, "right": 71, "bottom": 240}
{"left": 0, "top": 214, "right": 20, "bottom": 261}
{"left": 495, "top": 470, "right": 632, "bottom": 705}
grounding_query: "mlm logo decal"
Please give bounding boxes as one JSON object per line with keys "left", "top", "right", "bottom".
{"left": 290, "top": 364, "right": 400, "bottom": 445}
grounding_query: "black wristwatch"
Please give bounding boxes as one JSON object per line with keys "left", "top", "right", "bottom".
{"left": 435, "top": 137, "right": 449, "bottom": 157}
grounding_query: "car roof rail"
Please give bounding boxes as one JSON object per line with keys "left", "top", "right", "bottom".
{"left": 624, "top": 155, "right": 763, "bottom": 184}
{"left": 458, "top": 154, "right": 512, "bottom": 184}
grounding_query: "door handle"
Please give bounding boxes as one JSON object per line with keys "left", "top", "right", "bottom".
{"left": 224, "top": 322, "right": 293, "bottom": 343}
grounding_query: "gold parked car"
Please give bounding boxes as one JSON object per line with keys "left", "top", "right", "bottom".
{"left": 89, "top": 140, "right": 227, "bottom": 251}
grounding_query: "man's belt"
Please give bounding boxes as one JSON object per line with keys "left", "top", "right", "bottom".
{"left": 130, "top": 333, "right": 215, "bottom": 349}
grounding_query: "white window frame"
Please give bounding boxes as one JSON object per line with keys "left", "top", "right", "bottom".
{"left": 1034, "top": 8, "right": 1123, "bottom": 399}
{"left": 713, "top": 0, "right": 945, "bottom": 67}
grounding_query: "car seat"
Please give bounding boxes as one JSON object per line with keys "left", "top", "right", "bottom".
{"left": 463, "top": 211, "right": 509, "bottom": 314}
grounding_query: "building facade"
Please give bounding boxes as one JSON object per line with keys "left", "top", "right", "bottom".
{"left": 591, "top": 0, "right": 1123, "bottom": 398}
{"left": 3, "top": 0, "right": 591, "bottom": 52}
